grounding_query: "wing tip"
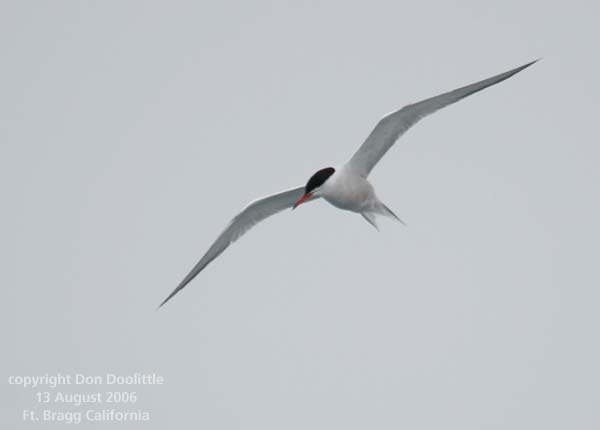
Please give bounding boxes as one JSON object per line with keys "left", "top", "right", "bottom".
{"left": 156, "top": 295, "right": 172, "bottom": 310}
{"left": 515, "top": 58, "right": 541, "bottom": 73}
{"left": 156, "top": 285, "right": 183, "bottom": 309}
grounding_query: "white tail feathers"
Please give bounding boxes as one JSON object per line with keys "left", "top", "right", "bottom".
{"left": 361, "top": 202, "right": 405, "bottom": 230}
{"left": 361, "top": 212, "right": 380, "bottom": 230}
{"left": 380, "top": 202, "right": 406, "bottom": 225}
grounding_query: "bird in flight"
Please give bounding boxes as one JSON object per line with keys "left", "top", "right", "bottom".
{"left": 159, "top": 60, "right": 538, "bottom": 307}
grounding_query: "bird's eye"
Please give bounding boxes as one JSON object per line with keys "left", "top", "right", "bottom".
{"left": 305, "top": 167, "right": 335, "bottom": 194}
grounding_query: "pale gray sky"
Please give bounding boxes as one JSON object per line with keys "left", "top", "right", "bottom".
{"left": 2, "top": 1, "right": 599, "bottom": 429}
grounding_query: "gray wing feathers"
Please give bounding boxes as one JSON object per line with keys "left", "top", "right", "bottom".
{"left": 158, "top": 186, "right": 310, "bottom": 307}
{"left": 348, "top": 60, "right": 538, "bottom": 177}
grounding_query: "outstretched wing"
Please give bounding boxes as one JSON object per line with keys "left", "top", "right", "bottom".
{"left": 159, "top": 186, "right": 316, "bottom": 307}
{"left": 347, "top": 60, "right": 538, "bottom": 177}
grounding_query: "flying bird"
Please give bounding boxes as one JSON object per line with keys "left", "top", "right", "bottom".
{"left": 159, "top": 60, "right": 538, "bottom": 307}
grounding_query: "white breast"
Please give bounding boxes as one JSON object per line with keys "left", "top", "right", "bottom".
{"left": 319, "top": 167, "right": 377, "bottom": 213}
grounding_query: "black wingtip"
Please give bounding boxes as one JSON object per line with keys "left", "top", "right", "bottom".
{"left": 508, "top": 59, "right": 540, "bottom": 76}
{"left": 156, "top": 288, "right": 179, "bottom": 310}
{"left": 521, "top": 58, "right": 541, "bottom": 70}
{"left": 156, "top": 299, "right": 168, "bottom": 311}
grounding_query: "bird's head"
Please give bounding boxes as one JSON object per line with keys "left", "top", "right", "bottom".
{"left": 293, "top": 167, "right": 336, "bottom": 209}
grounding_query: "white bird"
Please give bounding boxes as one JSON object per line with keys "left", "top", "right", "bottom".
{"left": 159, "top": 60, "right": 538, "bottom": 307}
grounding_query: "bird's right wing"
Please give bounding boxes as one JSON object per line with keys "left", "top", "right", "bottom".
{"left": 159, "top": 186, "right": 316, "bottom": 307}
{"left": 347, "top": 60, "right": 538, "bottom": 177}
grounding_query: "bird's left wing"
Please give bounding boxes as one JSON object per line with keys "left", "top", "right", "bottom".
{"left": 347, "top": 60, "right": 538, "bottom": 177}
{"left": 159, "top": 186, "right": 315, "bottom": 307}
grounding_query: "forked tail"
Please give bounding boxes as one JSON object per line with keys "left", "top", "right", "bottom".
{"left": 361, "top": 201, "right": 406, "bottom": 230}
{"left": 380, "top": 202, "right": 406, "bottom": 225}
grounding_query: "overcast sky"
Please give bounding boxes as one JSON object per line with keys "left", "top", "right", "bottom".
{"left": 2, "top": 1, "right": 599, "bottom": 429}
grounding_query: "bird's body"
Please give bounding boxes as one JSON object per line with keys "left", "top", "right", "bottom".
{"left": 159, "top": 60, "right": 539, "bottom": 308}
{"left": 317, "top": 165, "right": 399, "bottom": 229}
{"left": 319, "top": 165, "right": 375, "bottom": 212}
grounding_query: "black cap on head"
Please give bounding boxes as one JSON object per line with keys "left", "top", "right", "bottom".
{"left": 305, "top": 167, "right": 335, "bottom": 194}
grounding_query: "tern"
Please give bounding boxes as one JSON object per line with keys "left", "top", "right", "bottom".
{"left": 159, "top": 60, "right": 537, "bottom": 307}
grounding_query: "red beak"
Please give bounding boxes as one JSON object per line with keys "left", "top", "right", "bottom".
{"left": 293, "top": 192, "right": 313, "bottom": 209}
